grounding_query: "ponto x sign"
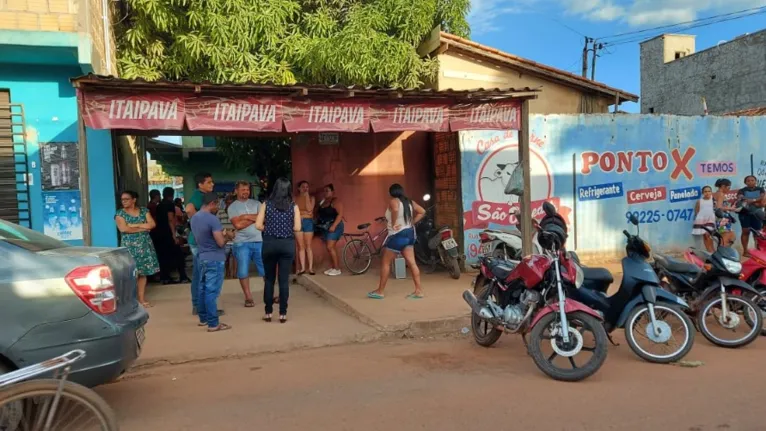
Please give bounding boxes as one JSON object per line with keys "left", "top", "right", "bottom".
{"left": 580, "top": 147, "right": 696, "bottom": 181}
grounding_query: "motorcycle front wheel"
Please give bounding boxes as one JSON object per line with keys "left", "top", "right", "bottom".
{"left": 624, "top": 303, "right": 695, "bottom": 363}
{"left": 697, "top": 294, "right": 762, "bottom": 348}
{"left": 470, "top": 282, "right": 502, "bottom": 347}
{"left": 527, "top": 311, "right": 608, "bottom": 382}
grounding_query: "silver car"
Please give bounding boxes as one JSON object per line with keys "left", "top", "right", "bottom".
{"left": 0, "top": 219, "right": 149, "bottom": 387}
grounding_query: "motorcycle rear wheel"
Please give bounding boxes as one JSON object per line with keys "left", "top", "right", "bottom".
{"left": 624, "top": 303, "right": 695, "bottom": 363}
{"left": 697, "top": 294, "right": 762, "bottom": 348}
{"left": 744, "top": 286, "right": 766, "bottom": 336}
{"left": 527, "top": 311, "right": 608, "bottom": 382}
{"left": 470, "top": 282, "right": 502, "bottom": 347}
{"left": 447, "top": 256, "right": 461, "bottom": 279}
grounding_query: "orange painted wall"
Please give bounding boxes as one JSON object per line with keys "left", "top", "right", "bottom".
{"left": 291, "top": 131, "right": 432, "bottom": 269}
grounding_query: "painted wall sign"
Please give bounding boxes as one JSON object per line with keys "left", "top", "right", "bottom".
{"left": 669, "top": 186, "right": 700, "bottom": 203}
{"left": 580, "top": 148, "right": 697, "bottom": 180}
{"left": 82, "top": 92, "right": 186, "bottom": 130}
{"left": 577, "top": 182, "right": 623, "bottom": 201}
{"left": 370, "top": 103, "right": 450, "bottom": 132}
{"left": 696, "top": 161, "right": 736, "bottom": 177}
{"left": 185, "top": 96, "right": 283, "bottom": 131}
{"left": 627, "top": 186, "right": 667, "bottom": 205}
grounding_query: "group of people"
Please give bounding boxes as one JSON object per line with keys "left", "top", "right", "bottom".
{"left": 692, "top": 175, "right": 765, "bottom": 255}
{"left": 114, "top": 170, "right": 429, "bottom": 332}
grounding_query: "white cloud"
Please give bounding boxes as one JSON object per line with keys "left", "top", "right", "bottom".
{"left": 560, "top": 0, "right": 766, "bottom": 27}
{"left": 468, "top": 0, "right": 536, "bottom": 34}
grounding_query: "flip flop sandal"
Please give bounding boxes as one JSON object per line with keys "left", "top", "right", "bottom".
{"left": 406, "top": 293, "right": 424, "bottom": 300}
{"left": 367, "top": 292, "right": 384, "bottom": 300}
{"left": 198, "top": 322, "right": 207, "bottom": 327}
{"left": 207, "top": 323, "right": 232, "bottom": 332}
{"left": 141, "top": 302, "right": 153, "bottom": 308}
{"left": 296, "top": 271, "right": 306, "bottom": 276}
{"left": 309, "top": 270, "right": 316, "bottom": 275}
{"left": 244, "top": 299, "right": 255, "bottom": 308}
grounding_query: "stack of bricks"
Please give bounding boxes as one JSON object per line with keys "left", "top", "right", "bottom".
{"left": 0, "top": 0, "right": 78, "bottom": 32}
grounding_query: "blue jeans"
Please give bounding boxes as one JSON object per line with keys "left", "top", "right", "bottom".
{"left": 233, "top": 242, "right": 264, "bottom": 279}
{"left": 198, "top": 260, "right": 225, "bottom": 328}
{"left": 190, "top": 245, "right": 200, "bottom": 310}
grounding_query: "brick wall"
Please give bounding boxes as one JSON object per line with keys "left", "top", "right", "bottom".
{"left": 640, "top": 30, "right": 766, "bottom": 115}
{"left": 0, "top": 0, "right": 116, "bottom": 75}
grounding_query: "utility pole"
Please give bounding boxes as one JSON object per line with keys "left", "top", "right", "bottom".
{"left": 590, "top": 42, "right": 602, "bottom": 81}
{"left": 581, "top": 37, "right": 590, "bottom": 78}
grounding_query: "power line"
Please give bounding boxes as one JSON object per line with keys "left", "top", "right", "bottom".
{"left": 596, "top": 5, "right": 766, "bottom": 42}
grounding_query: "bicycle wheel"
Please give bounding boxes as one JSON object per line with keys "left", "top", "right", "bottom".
{"left": 0, "top": 379, "right": 118, "bottom": 431}
{"left": 342, "top": 239, "right": 373, "bottom": 274}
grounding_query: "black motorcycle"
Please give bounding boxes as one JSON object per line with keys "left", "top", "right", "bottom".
{"left": 414, "top": 194, "right": 462, "bottom": 279}
{"left": 568, "top": 214, "right": 695, "bottom": 363}
{"left": 652, "top": 209, "right": 763, "bottom": 348}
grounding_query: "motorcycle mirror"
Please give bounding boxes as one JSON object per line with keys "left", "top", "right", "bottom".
{"left": 542, "top": 201, "right": 556, "bottom": 217}
{"left": 629, "top": 213, "right": 639, "bottom": 226}
{"left": 423, "top": 194, "right": 431, "bottom": 202}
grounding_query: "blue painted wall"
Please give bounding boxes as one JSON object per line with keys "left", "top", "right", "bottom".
{"left": 0, "top": 64, "right": 117, "bottom": 247}
{"left": 459, "top": 114, "right": 766, "bottom": 260}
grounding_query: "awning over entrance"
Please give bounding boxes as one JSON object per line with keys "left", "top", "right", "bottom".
{"left": 72, "top": 74, "right": 539, "bottom": 133}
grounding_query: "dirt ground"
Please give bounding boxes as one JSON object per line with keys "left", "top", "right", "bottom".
{"left": 99, "top": 333, "right": 766, "bottom": 431}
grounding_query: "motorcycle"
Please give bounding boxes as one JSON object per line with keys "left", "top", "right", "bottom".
{"left": 463, "top": 202, "right": 608, "bottom": 382}
{"left": 741, "top": 227, "right": 766, "bottom": 335}
{"left": 653, "top": 209, "right": 763, "bottom": 348}
{"left": 567, "top": 214, "right": 695, "bottom": 364}
{"left": 478, "top": 207, "right": 543, "bottom": 259}
{"left": 414, "top": 194, "right": 462, "bottom": 279}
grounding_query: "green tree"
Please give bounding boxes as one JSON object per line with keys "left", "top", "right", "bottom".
{"left": 215, "top": 137, "right": 292, "bottom": 193}
{"left": 116, "top": 0, "right": 470, "bottom": 89}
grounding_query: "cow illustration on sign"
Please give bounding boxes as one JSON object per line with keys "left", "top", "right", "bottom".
{"left": 476, "top": 144, "right": 552, "bottom": 206}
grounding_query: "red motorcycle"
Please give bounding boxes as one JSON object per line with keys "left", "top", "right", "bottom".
{"left": 740, "top": 228, "right": 766, "bottom": 335}
{"left": 463, "top": 202, "right": 608, "bottom": 381}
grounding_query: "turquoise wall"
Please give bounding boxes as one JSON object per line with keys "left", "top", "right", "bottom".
{"left": 0, "top": 64, "right": 117, "bottom": 247}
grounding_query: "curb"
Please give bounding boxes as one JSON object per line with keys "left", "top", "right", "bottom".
{"left": 294, "top": 275, "right": 471, "bottom": 338}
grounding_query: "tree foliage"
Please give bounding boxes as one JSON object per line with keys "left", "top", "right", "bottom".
{"left": 116, "top": 0, "right": 470, "bottom": 88}
{"left": 215, "top": 137, "right": 292, "bottom": 193}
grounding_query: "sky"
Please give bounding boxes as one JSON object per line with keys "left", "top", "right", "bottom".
{"left": 466, "top": 0, "right": 766, "bottom": 112}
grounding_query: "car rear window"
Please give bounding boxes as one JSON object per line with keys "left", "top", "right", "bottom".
{"left": 0, "top": 219, "right": 71, "bottom": 252}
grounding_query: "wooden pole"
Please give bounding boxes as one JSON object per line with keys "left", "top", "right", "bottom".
{"left": 76, "top": 90, "right": 92, "bottom": 246}
{"left": 581, "top": 37, "right": 589, "bottom": 78}
{"left": 519, "top": 99, "right": 533, "bottom": 256}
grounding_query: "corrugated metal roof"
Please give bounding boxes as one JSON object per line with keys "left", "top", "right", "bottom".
{"left": 725, "top": 107, "right": 766, "bottom": 116}
{"left": 71, "top": 74, "right": 540, "bottom": 102}
{"left": 438, "top": 32, "right": 640, "bottom": 103}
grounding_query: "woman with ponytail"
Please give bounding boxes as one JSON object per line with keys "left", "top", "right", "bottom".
{"left": 367, "top": 184, "right": 426, "bottom": 300}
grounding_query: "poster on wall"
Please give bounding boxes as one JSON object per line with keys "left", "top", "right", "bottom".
{"left": 43, "top": 191, "right": 83, "bottom": 241}
{"left": 459, "top": 130, "right": 572, "bottom": 262}
{"left": 41, "top": 142, "right": 80, "bottom": 191}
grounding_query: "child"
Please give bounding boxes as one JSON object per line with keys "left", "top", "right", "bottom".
{"left": 692, "top": 186, "right": 716, "bottom": 252}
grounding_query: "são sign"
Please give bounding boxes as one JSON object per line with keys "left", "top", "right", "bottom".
{"left": 80, "top": 92, "right": 522, "bottom": 132}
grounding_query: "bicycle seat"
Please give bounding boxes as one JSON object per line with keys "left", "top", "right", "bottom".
{"left": 357, "top": 223, "right": 371, "bottom": 230}
{"left": 654, "top": 253, "right": 701, "bottom": 274}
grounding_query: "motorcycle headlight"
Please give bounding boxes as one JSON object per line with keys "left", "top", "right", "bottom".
{"left": 722, "top": 258, "right": 742, "bottom": 274}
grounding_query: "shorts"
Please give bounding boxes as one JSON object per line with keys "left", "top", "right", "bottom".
{"left": 739, "top": 212, "right": 763, "bottom": 232}
{"left": 321, "top": 221, "right": 344, "bottom": 242}
{"left": 232, "top": 242, "right": 265, "bottom": 279}
{"left": 384, "top": 227, "right": 416, "bottom": 252}
{"left": 301, "top": 218, "right": 314, "bottom": 233}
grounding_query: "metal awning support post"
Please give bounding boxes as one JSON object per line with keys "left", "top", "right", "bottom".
{"left": 519, "top": 99, "right": 533, "bottom": 255}
{"left": 76, "top": 89, "right": 92, "bottom": 246}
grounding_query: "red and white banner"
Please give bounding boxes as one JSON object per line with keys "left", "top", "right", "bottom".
{"left": 82, "top": 92, "right": 186, "bottom": 130}
{"left": 370, "top": 103, "right": 450, "bottom": 132}
{"left": 449, "top": 100, "right": 521, "bottom": 131}
{"left": 282, "top": 100, "right": 370, "bottom": 133}
{"left": 463, "top": 197, "right": 572, "bottom": 230}
{"left": 185, "top": 96, "right": 283, "bottom": 132}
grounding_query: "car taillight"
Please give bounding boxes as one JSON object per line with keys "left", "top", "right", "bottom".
{"left": 65, "top": 265, "right": 117, "bottom": 315}
{"left": 440, "top": 230, "right": 452, "bottom": 241}
{"left": 479, "top": 233, "right": 491, "bottom": 243}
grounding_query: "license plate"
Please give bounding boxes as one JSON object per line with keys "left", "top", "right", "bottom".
{"left": 480, "top": 242, "right": 493, "bottom": 255}
{"left": 442, "top": 238, "right": 458, "bottom": 250}
{"left": 136, "top": 327, "right": 146, "bottom": 350}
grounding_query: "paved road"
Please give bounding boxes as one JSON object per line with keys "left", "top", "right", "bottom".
{"left": 98, "top": 335, "right": 766, "bottom": 431}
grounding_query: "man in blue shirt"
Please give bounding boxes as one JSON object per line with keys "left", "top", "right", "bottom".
{"left": 190, "top": 192, "right": 233, "bottom": 332}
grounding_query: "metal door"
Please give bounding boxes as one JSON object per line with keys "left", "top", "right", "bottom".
{"left": 0, "top": 90, "right": 31, "bottom": 226}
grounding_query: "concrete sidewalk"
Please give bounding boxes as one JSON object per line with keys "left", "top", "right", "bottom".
{"left": 136, "top": 278, "right": 378, "bottom": 369}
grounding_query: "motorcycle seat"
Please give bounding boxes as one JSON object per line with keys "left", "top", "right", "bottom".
{"left": 357, "top": 223, "right": 371, "bottom": 230}
{"left": 654, "top": 253, "right": 701, "bottom": 274}
{"left": 581, "top": 267, "right": 614, "bottom": 286}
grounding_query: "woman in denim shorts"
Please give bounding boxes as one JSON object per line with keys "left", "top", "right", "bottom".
{"left": 367, "top": 184, "right": 426, "bottom": 300}
{"left": 295, "top": 181, "right": 316, "bottom": 275}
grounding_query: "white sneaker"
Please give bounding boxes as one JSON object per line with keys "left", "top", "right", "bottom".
{"left": 323, "top": 268, "right": 333, "bottom": 275}
{"left": 328, "top": 268, "right": 342, "bottom": 276}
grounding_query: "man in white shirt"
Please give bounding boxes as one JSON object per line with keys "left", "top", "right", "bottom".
{"left": 227, "top": 181, "right": 265, "bottom": 308}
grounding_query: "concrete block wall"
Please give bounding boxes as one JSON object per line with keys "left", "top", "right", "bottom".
{"left": 0, "top": 0, "right": 78, "bottom": 31}
{"left": 640, "top": 31, "right": 766, "bottom": 115}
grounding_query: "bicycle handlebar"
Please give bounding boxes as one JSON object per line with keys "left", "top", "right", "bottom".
{"left": 0, "top": 349, "right": 86, "bottom": 388}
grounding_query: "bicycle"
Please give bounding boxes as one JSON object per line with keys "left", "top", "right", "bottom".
{"left": 0, "top": 350, "right": 119, "bottom": 431}
{"left": 341, "top": 217, "right": 390, "bottom": 275}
